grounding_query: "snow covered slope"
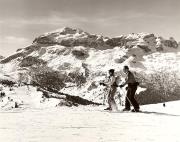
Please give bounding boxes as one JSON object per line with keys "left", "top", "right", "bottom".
{"left": 0, "top": 97, "right": 180, "bottom": 142}
{"left": 0, "top": 27, "right": 180, "bottom": 104}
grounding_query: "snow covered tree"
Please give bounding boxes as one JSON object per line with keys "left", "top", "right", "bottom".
{"left": 29, "top": 65, "right": 87, "bottom": 91}
{"left": 137, "top": 64, "right": 179, "bottom": 105}
{"left": 29, "top": 66, "right": 66, "bottom": 91}
{"left": 149, "top": 70, "right": 178, "bottom": 105}
{"left": 133, "top": 63, "right": 180, "bottom": 105}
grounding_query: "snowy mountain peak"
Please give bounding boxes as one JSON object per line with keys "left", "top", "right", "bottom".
{"left": 1, "top": 27, "right": 179, "bottom": 71}
{"left": 42, "top": 27, "right": 89, "bottom": 36}
{"left": 125, "top": 32, "right": 153, "bottom": 39}
{"left": 32, "top": 27, "right": 109, "bottom": 49}
{"left": 60, "top": 27, "right": 85, "bottom": 35}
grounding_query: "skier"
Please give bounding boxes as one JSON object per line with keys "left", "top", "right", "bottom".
{"left": 120, "top": 66, "right": 140, "bottom": 112}
{"left": 100, "top": 69, "right": 118, "bottom": 111}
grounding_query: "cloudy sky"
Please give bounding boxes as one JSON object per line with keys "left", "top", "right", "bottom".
{"left": 0, "top": 0, "right": 180, "bottom": 56}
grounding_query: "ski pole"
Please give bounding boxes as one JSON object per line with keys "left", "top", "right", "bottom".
{"left": 121, "top": 87, "right": 136, "bottom": 112}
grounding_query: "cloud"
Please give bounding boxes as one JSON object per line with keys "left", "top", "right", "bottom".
{"left": 0, "top": 10, "right": 169, "bottom": 31}
{"left": 0, "top": 13, "right": 89, "bottom": 28}
{"left": 3, "top": 36, "right": 29, "bottom": 43}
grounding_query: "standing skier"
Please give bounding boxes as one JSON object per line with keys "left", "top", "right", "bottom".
{"left": 120, "top": 66, "right": 140, "bottom": 112}
{"left": 100, "top": 69, "right": 118, "bottom": 111}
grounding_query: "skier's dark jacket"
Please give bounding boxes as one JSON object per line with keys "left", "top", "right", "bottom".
{"left": 124, "top": 71, "right": 139, "bottom": 86}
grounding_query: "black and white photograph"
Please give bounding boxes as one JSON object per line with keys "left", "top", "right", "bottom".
{"left": 0, "top": 0, "right": 180, "bottom": 141}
